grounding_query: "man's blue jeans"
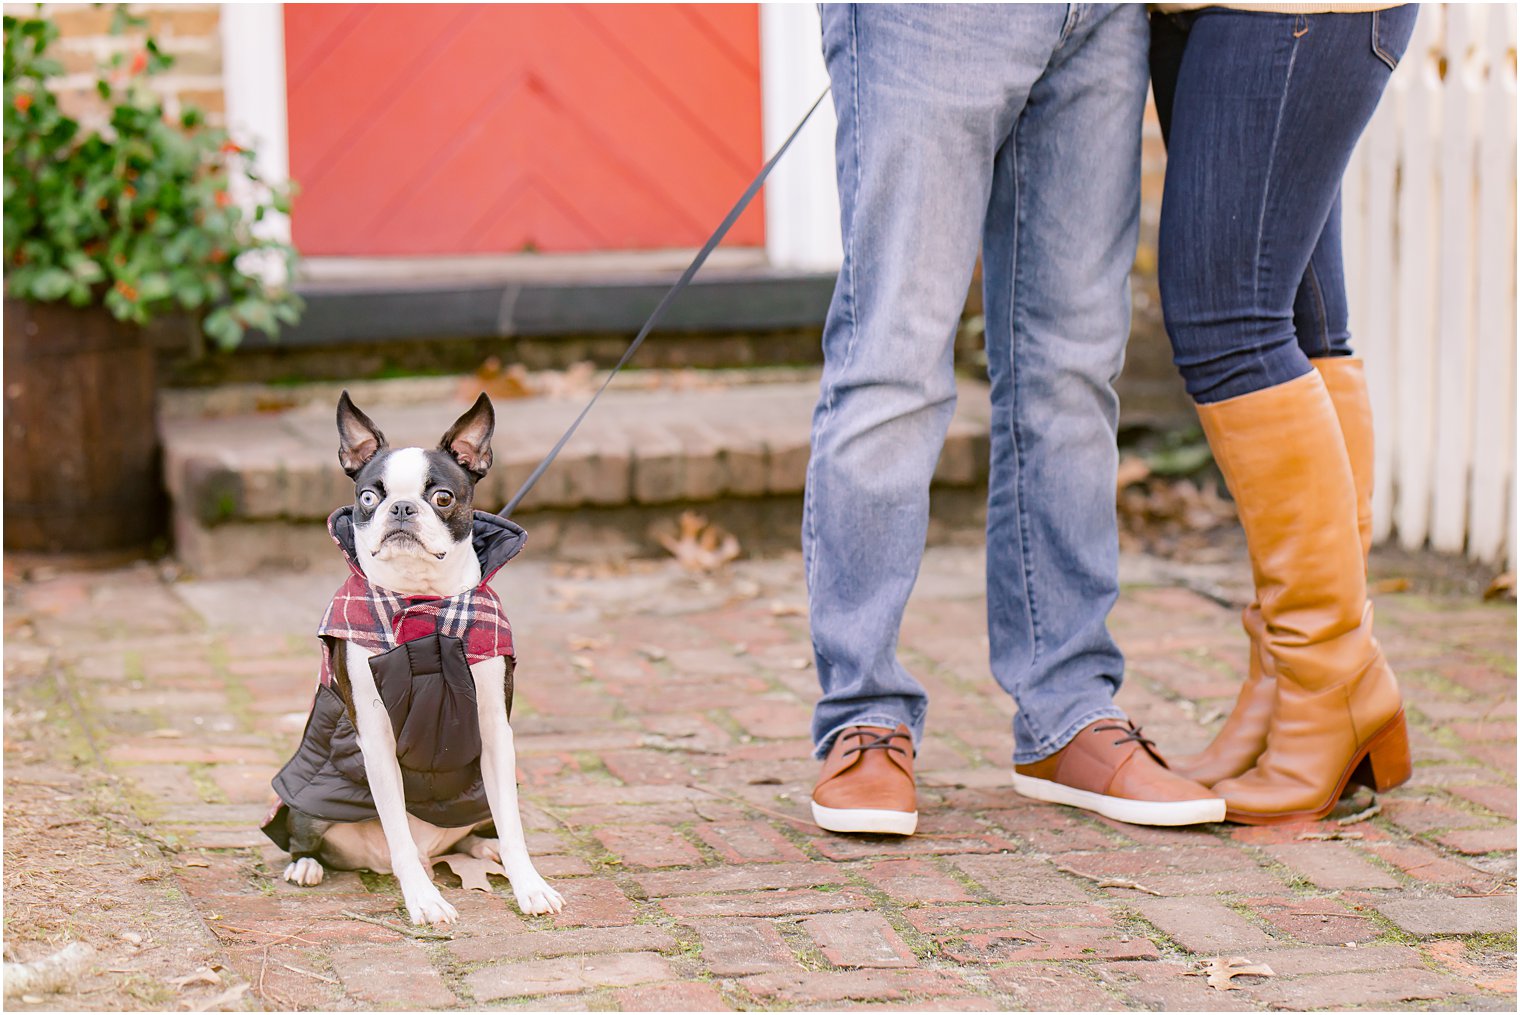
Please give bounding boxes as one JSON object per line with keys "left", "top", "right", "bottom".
{"left": 804, "top": 4, "right": 1148, "bottom": 765}
{"left": 1150, "top": 6, "right": 1418, "bottom": 402}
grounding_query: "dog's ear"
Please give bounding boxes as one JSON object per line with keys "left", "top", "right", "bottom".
{"left": 440, "top": 393, "right": 495, "bottom": 479}
{"left": 337, "top": 391, "right": 387, "bottom": 477}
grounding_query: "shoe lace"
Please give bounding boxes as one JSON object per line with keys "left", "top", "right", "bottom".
{"left": 1092, "top": 721, "right": 1169, "bottom": 767}
{"left": 841, "top": 728, "right": 913, "bottom": 760}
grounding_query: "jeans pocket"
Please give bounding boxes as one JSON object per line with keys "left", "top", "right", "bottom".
{"left": 1371, "top": 7, "right": 1417, "bottom": 71}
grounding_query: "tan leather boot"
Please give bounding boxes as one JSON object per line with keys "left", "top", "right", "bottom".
{"left": 1314, "top": 357, "right": 1375, "bottom": 561}
{"left": 1197, "top": 371, "right": 1410, "bottom": 824}
{"left": 1169, "top": 608, "right": 1271, "bottom": 786}
{"left": 1172, "top": 357, "right": 1376, "bottom": 788}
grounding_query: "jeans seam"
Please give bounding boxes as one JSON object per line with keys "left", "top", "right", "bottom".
{"left": 1251, "top": 26, "right": 1303, "bottom": 318}
{"left": 1006, "top": 116, "right": 1047, "bottom": 744}
{"left": 1306, "top": 259, "right": 1332, "bottom": 356}
{"left": 803, "top": 7, "right": 862, "bottom": 634}
{"left": 1371, "top": 11, "right": 1398, "bottom": 71}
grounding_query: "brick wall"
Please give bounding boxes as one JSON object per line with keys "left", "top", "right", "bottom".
{"left": 5, "top": 3, "right": 225, "bottom": 127}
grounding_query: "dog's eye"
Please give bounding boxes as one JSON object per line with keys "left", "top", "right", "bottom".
{"left": 432, "top": 490, "right": 455, "bottom": 509}
{"left": 359, "top": 490, "right": 379, "bottom": 509}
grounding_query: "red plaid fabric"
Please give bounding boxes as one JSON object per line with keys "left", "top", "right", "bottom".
{"left": 316, "top": 571, "right": 514, "bottom": 688}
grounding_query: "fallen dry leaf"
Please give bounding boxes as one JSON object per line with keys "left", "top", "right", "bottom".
{"left": 1116, "top": 470, "right": 1237, "bottom": 555}
{"left": 1297, "top": 830, "right": 1364, "bottom": 841}
{"left": 1483, "top": 571, "right": 1516, "bottom": 601}
{"left": 1369, "top": 576, "right": 1412, "bottom": 595}
{"left": 769, "top": 600, "right": 805, "bottom": 617}
{"left": 464, "top": 357, "right": 535, "bottom": 402}
{"left": 1116, "top": 456, "right": 1151, "bottom": 490}
{"left": 145, "top": 728, "right": 185, "bottom": 739}
{"left": 253, "top": 394, "right": 298, "bottom": 415}
{"left": 657, "top": 511, "right": 741, "bottom": 573}
{"left": 1186, "top": 955, "right": 1276, "bottom": 991}
{"left": 435, "top": 854, "right": 507, "bottom": 893}
{"left": 637, "top": 644, "right": 668, "bottom": 662}
{"left": 568, "top": 635, "right": 605, "bottom": 652}
{"left": 169, "top": 967, "right": 222, "bottom": 989}
{"left": 195, "top": 981, "right": 251, "bottom": 1011}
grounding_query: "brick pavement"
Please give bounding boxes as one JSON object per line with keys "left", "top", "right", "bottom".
{"left": 3, "top": 545, "right": 1515, "bottom": 1010}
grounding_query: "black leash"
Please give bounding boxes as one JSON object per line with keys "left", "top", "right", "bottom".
{"left": 501, "top": 86, "right": 832, "bottom": 518}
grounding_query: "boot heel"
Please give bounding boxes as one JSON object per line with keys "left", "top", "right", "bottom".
{"left": 1349, "top": 710, "right": 1412, "bottom": 792}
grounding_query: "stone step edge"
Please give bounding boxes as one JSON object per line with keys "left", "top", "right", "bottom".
{"left": 164, "top": 383, "right": 993, "bottom": 526}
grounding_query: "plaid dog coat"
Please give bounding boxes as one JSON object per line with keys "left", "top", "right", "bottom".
{"left": 316, "top": 519, "right": 517, "bottom": 688}
{"left": 262, "top": 507, "right": 526, "bottom": 850}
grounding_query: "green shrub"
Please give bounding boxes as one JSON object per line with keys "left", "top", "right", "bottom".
{"left": 3, "top": 9, "right": 300, "bottom": 348}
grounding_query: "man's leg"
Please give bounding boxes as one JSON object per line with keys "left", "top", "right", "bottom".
{"left": 982, "top": 4, "right": 1142, "bottom": 764}
{"left": 806, "top": 4, "right": 1069, "bottom": 757}
{"left": 989, "top": 4, "right": 1224, "bottom": 826}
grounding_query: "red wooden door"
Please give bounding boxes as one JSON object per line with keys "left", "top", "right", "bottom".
{"left": 283, "top": 4, "right": 764, "bottom": 256}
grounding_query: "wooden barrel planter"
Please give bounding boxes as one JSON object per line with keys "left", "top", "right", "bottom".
{"left": 3, "top": 298, "right": 166, "bottom": 554}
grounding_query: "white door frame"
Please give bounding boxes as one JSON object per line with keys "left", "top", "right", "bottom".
{"left": 219, "top": 2, "right": 291, "bottom": 283}
{"left": 759, "top": 2, "right": 842, "bottom": 271}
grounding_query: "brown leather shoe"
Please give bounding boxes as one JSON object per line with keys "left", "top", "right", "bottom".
{"left": 811, "top": 725, "right": 917, "bottom": 835}
{"left": 1013, "top": 718, "right": 1225, "bottom": 826}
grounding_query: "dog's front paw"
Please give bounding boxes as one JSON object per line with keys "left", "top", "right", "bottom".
{"left": 403, "top": 883, "right": 458, "bottom": 927}
{"left": 510, "top": 871, "right": 564, "bottom": 915}
{"left": 283, "top": 857, "right": 325, "bottom": 887}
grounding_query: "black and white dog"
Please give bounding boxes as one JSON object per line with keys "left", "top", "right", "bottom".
{"left": 261, "top": 393, "right": 561, "bottom": 925}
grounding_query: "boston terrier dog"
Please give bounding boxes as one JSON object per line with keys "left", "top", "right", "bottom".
{"left": 260, "top": 392, "right": 561, "bottom": 925}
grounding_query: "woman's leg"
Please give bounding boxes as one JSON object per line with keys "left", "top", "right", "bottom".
{"left": 1293, "top": 194, "right": 1377, "bottom": 558}
{"left": 1158, "top": 6, "right": 1419, "bottom": 822}
{"left": 1173, "top": 190, "right": 1378, "bottom": 788}
{"left": 1160, "top": 7, "right": 1415, "bottom": 403}
{"left": 1292, "top": 192, "right": 1353, "bottom": 360}
{"left": 1149, "top": 8, "right": 1271, "bottom": 787}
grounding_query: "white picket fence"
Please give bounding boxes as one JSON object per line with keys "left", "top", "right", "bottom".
{"left": 1342, "top": 2, "right": 1518, "bottom": 566}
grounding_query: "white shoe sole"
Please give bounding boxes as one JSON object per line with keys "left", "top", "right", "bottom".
{"left": 1011, "top": 773, "right": 1226, "bottom": 827}
{"left": 811, "top": 800, "right": 918, "bottom": 835}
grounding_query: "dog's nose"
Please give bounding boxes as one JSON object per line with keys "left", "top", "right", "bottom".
{"left": 390, "top": 500, "right": 418, "bottom": 519}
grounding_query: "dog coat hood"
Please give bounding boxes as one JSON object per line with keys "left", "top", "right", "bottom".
{"left": 316, "top": 506, "right": 523, "bottom": 681}
{"left": 262, "top": 508, "right": 525, "bottom": 851}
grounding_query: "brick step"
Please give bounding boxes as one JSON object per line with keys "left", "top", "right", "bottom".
{"left": 163, "top": 372, "right": 993, "bottom": 577}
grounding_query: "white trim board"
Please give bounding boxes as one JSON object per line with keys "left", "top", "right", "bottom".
{"left": 220, "top": 2, "right": 291, "bottom": 258}
{"left": 759, "top": 3, "right": 843, "bottom": 271}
